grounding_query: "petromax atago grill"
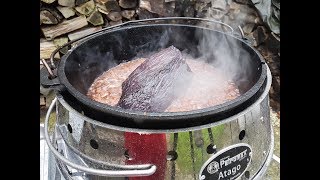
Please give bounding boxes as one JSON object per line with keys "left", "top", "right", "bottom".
{"left": 40, "top": 17, "right": 274, "bottom": 180}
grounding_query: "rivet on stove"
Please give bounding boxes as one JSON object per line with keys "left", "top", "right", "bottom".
{"left": 239, "top": 130, "right": 246, "bottom": 140}
{"left": 90, "top": 139, "right": 99, "bottom": 150}
{"left": 263, "top": 151, "right": 266, "bottom": 156}
{"left": 67, "top": 124, "right": 73, "bottom": 133}
{"left": 206, "top": 144, "right": 217, "bottom": 154}
{"left": 124, "top": 149, "right": 133, "bottom": 160}
{"left": 245, "top": 171, "right": 250, "bottom": 179}
{"left": 166, "top": 151, "right": 178, "bottom": 161}
{"left": 200, "top": 175, "right": 206, "bottom": 180}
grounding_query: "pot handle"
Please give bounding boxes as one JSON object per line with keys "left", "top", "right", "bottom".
{"left": 118, "top": 17, "right": 234, "bottom": 33}
{"left": 40, "top": 59, "right": 65, "bottom": 91}
{"left": 44, "top": 98, "right": 157, "bottom": 177}
{"left": 237, "top": 25, "right": 253, "bottom": 44}
{"left": 48, "top": 17, "right": 235, "bottom": 70}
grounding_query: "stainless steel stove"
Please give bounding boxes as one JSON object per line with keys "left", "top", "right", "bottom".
{"left": 40, "top": 17, "right": 278, "bottom": 180}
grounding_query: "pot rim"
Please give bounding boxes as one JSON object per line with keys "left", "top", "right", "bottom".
{"left": 56, "top": 65, "right": 271, "bottom": 133}
{"left": 57, "top": 22, "right": 268, "bottom": 123}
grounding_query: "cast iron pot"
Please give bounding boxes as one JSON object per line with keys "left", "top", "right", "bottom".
{"left": 40, "top": 17, "right": 267, "bottom": 130}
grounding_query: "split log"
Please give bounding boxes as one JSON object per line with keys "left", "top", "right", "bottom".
{"left": 40, "top": 10, "right": 59, "bottom": 24}
{"left": 136, "top": 8, "right": 158, "bottom": 19}
{"left": 95, "top": 0, "right": 108, "bottom": 3}
{"left": 40, "top": 96, "right": 46, "bottom": 106}
{"left": 41, "top": 16, "right": 88, "bottom": 40}
{"left": 105, "top": 0, "right": 121, "bottom": 13}
{"left": 109, "top": 19, "right": 122, "bottom": 26}
{"left": 242, "top": 23, "right": 255, "bottom": 35}
{"left": 40, "top": 40, "right": 60, "bottom": 59}
{"left": 183, "top": 5, "right": 195, "bottom": 17}
{"left": 102, "top": 18, "right": 109, "bottom": 27}
{"left": 107, "top": 11, "right": 122, "bottom": 21}
{"left": 164, "top": 1, "right": 176, "bottom": 16}
{"left": 119, "top": 0, "right": 137, "bottom": 9}
{"left": 121, "top": 10, "right": 135, "bottom": 19}
{"left": 139, "top": 0, "right": 172, "bottom": 16}
{"left": 53, "top": 37, "right": 69, "bottom": 54}
{"left": 96, "top": 3, "right": 108, "bottom": 15}
{"left": 67, "top": 26, "right": 102, "bottom": 41}
{"left": 252, "top": 26, "right": 268, "bottom": 46}
{"left": 74, "top": 10, "right": 83, "bottom": 17}
{"left": 56, "top": 6, "right": 75, "bottom": 18}
{"left": 58, "top": 0, "right": 75, "bottom": 7}
{"left": 41, "top": 7, "right": 64, "bottom": 22}
{"left": 244, "top": 14, "right": 261, "bottom": 24}
{"left": 140, "top": 0, "right": 152, "bottom": 12}
{"left": 41, "top": 0, "right": 56, "bottom": 4}
{"left": 75, "top": 0, "right": 89, "bottom": 6}
{"left": 87, "top": 11, "right": 104, "bottom": 26}
{"left": 75, "top": 0, "right": 95, "bottom": 16}
{"left": 229, "top": 2, "right": 241, "bottom": 10}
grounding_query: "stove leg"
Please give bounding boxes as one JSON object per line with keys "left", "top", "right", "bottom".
{"left": 189, "top": 131, "right": 196, "bottom": 180}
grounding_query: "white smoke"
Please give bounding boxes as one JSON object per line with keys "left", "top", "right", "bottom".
{"left": 195, "top": 28, "right": 253, "bottom": 85}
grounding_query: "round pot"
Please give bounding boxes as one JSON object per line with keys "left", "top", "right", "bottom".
{"left": 41, "top": 17, "right": 268, "bottom": 130}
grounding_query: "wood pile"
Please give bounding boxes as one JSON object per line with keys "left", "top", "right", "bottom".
{"left": 40, "top": 0, "right": 139, "bottom": 60}
{"left": 40, "top": 0, "right": 279, "bottom": 112}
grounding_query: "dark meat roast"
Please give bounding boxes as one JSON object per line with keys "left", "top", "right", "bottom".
{"left": 117, "top": 45, "right": 192, "bottom": 112}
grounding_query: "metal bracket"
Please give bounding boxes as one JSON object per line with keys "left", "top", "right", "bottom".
{"left": 238, "top": 25, "right": 253, "bottom": 45}
{"left": 44, "top": 98, "right": 157, "bottom": 177}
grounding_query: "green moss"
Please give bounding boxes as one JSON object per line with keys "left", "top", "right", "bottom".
{"left": 170, "top": 124, "right": 225, "bottom": 173}
{"left": 40, "top": 111, "right": 56, "bottom": 132}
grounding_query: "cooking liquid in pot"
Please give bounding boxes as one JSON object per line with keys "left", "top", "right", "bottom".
{"left": 87, "top": 57, "right": 241, "bottom": 180}
{"left": 87, "top": 58, "right": 240, "bottom": 112}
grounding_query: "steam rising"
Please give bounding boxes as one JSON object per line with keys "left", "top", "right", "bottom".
{"left": 135, "top": 25, "right": 253, "bottom": 96}
{"left": 82, "top": 22, "right": 255, "bottom": 114}
{"left": 194, "top": 28, "right": 253, "bottom": 86}
{"left": 129, "top": 25, "right": 253, "bottom": 90}
{"left": 69, "top": 45, "right": 118, "bottom": 94}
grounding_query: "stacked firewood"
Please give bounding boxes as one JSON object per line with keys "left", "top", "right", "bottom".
{"left": 40, "top": 0, "right": 139, "bottom": 60}
{"left": 39, "top": 0, "right": 271, "bottom": 61}
{"left": 40, "top": 0, "right": 279, "bottom": 112}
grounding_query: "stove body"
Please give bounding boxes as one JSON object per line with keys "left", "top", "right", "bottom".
{"left": 42, "top": 75, "right": 273, "bottom": 180}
